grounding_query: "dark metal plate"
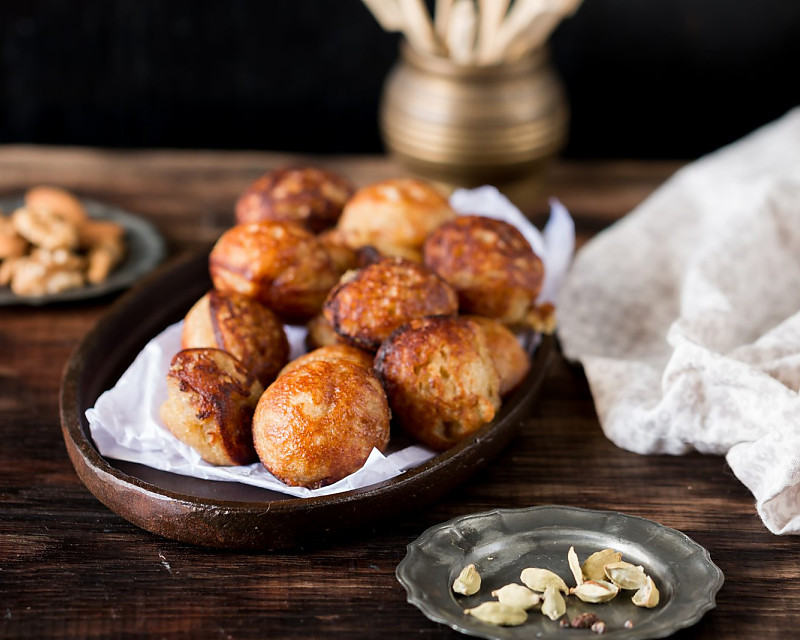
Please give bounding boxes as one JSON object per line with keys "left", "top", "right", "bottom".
{"left": 397, "top": 505, "right": 723, "bottom": 639}
{"left": 0, "top": 196, "right": 166, "bottom": 305}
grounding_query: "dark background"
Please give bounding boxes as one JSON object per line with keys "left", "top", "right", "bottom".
{"left": 1, "top": 0, "right": 798, "bottom": 159}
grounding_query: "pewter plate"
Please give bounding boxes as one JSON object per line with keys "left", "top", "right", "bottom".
{"left": 397, "top": 505, "right": 723, "bottom": 640}
{"left": 0, "top": 196, "right": 166, "bottom": 305}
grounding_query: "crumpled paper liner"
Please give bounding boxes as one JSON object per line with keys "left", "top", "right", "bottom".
{"left": 86, "top": 187, "right": 575, "bottom": 499}
{"left": 558, "top": 108, "right": 800, "bottom": 534}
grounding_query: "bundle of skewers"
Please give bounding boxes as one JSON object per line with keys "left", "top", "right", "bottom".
{"left": 362, "top": 0, "right": 583, "bottom": 65}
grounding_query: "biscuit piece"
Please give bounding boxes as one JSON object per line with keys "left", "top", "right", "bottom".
{"left": 279, "top": 344, "right": 374, "bottom": 378}
{"left": 337, "top": 178, "right": 455, "bottom": 258}
{"left": 209, "top": 221, "right": 340, "bottom": 324}
{"left": 0, "top": 216, "right": 29, "bottom": 259}
{"left": 25, "top": 185, "right": 88, "bottom": 226}
{"left": 160, "top": 348, "right": 264, "bottom": 466}
{"left": 253, "top": 359, "right": 390, "bottom": 488}
{"left": 9, "top": 251, "right": 85, "bottom": 296}
{"left": 235, "top": 167, "right": 354, "bottom": 233}
{"left": 424, "top": 215, "right": 544, "bottom": 326}
{"left": 11, "top": 206, "right": 79, "bottom": 250}
{"left": 182, "top": 289, "right": 290, "bottom": 387}
{"left": 323, "top": 256, "right": 458, "bottom": 352}
{"left": 467, "top": 315, "right": 530, "bottom": 397}
{"left": 375, "top": 316, "right": 501, "bottom": 451}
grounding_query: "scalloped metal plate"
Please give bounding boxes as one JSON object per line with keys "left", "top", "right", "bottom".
{"left": 0, "top": 196, "right": 165, "bottom": 305}
{"left": 397, "top": 505, "right": 723, "bottom": 640}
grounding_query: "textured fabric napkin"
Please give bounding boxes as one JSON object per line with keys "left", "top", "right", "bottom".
{"left": 558, "top": 108, "right": 800, "bottom": 534}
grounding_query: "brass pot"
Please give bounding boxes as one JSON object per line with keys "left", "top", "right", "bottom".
{"left": 380, "top": 42, "right": 569, "bottom": 188}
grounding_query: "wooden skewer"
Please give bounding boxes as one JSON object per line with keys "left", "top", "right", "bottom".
{"left": 446, "top": 0, "right": 478, "bottom": 64}
{"left": 503, "top": 0, "right": 583, "bottom": 61}
{"left": 434, "top": 0, "right": 456, "bottom": 45}
{"left": 361, "top": 0, "right": 405, "bottom": 32}
{"left": 397, "top": 0, "right": 441, "bottom": 55}
{"left": 484, "top": 0, "right": 549, "bottom": 63}
{"left": 476, "top": 0, "right": 510, "bottom": 64}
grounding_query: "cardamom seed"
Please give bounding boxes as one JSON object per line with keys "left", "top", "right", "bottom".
{"left": 581, "top": 549, "right": 622, "bottom": 581}
{"left": 570, "top": 579, "right": 620, "bottom": 603}
{"left": 452, "top": 563, "right": 481, "bottom": 596}
{"left": 541, "top": 585, "right": 566, "bottom": 621}
{"left": 464, "top": 601, "right": 527, "bottom": 626}
{"left": 491, "top": 583, "right": 541, "bottom": 610}
{"left": 632, "top": 575, "right": 660, "bottom": 608}
{"left": 604, "top": 561, "right": 647, "bottom": 590}
{"left": 519, "top": 567, "right": 569, "bottom": 594}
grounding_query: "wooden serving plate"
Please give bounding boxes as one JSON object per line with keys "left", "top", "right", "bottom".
{"left": 60, "top": 250, "right": 554, "bottom": 550}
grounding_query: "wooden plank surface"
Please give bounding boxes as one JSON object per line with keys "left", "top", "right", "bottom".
{"left": 1, "top": 146, "right": 796, "bottom": 639}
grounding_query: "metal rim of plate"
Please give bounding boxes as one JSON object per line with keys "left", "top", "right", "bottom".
{"left": 0, "top": 196, "right": 166, "bottom": 305}
{"left": 396, "top": 505, "right": 724, "bottom": 640}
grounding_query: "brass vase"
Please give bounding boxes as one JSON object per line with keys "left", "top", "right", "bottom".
{"left": 380, "top": 42, "right": 569, "bottom": 190}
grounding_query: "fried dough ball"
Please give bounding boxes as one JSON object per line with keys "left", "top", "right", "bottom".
{"left": 182, "top": 289, "right": 290, "bottom": 387}
{"left": 317, "top": 228, "right": 360, "bottom": 273}
{"left": 279, "top": 344, "right": 374, "bottom": 378}
{"left": 305, "top": 313, "right": 347, "bottom": 350}
{"left": 424, "top": 215, "right": 545, "bottom": 326}
{"left": 337, "top": 178, "right": 455, "bottom": 259}
{"left": 160, "top": 348, "right": 264, "bottom": 466}
{"left": 253, "top": 359, "right": 391, "bottom": 488}
{"left": 235, "top": 167, "right": 354, "bottom": 233}
{"left": 374, "top": 316, "right": 501, "bottom": 451}
{"left": 24, "top": 185, "right": 88, "bottom": 226}
{"left": 323, "top": 256, "right": 458, "bottom": 352}
{"left": 467, "top": 315, "right": 531, "bottom": 397}
{"left": 209, "top": 221, "right": 340, "bottom": 324}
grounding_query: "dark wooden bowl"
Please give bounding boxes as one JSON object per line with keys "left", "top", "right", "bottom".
{"left": 60, "top": 250, "right": 554, "bottom": 550}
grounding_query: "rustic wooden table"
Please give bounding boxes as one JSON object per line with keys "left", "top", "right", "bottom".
{"left": 1, "top": 147, "right": 796, "bottom": 639}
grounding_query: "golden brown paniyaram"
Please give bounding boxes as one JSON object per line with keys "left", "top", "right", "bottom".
{"left": 323, "top": 256, "right": 459, "bottom": 352}
{"left": 424, "top": 215, "right": 545, "bottom": 326}
{"left": 160, "top": 348, "right": 264, "bottom": 466}
{"left": 253, "top": 359, "right": 391, "bottom": 488}
{"left": 182, "top": 289, "right": 290, "bottom": 387}
{"left": 235, "top": 166, "right": 354, "bottom": 233}
{"left": 466, "top": 315, "right": 531, "bottom": 397}
{"left": 374, "top": 315, "right": 501, "bottom": 451}
{"left": 336, "top": 178, "right": 456, "bottom": 260}
{"left": 278, "top": 344, "right": 374, "bottom": 378}
{"left": 208, "top": 220, "right": 340, "bottom": 324}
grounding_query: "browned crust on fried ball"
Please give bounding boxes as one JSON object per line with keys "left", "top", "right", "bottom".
{"left": 235, "top": 167, "right": 354, "bottom": 233}
{"left": 336, "top": 178, "right": 455, "bottom": 258}
{"left": 374, "top": 316, "right": 501, "bottom": 451}
{"left": 182, "top": 290, "right": 290, "bottom": 387}
{"left": 466, "top": 315, "right": 531, "bottom": 397}
{"left": 317, "top": 228, "right": 359, "bottom": 274}
{"left": 323, "top": 256, "right": 458, "bottom": 352}
{"left": 424, "top": 215, "right": 544, "bottom": 325}
{"left": 209, "top": 221, "right": 339, "bottom": 324}
{"left": 160, "top": 348, "right": 264, "bottom": 466}
{"left": 253, "top": 359, "right": 391, "bottom": 488}
{"left": 306, "top": 313, "right": 348, "bottom": 349}
{"left": 279, "top": 344, "right": 374, "bottom": 378}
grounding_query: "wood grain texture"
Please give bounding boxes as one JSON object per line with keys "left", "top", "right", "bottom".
{"left": 1, "top": 148, "right": 798, "bottom": 639}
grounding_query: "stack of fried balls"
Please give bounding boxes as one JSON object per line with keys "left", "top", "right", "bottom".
{"left": 159, "top": 167, "right": 550, "bottom": 489}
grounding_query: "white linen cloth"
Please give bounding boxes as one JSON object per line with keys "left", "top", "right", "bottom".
{"left": 86, "top": 187, "right": 575, "bottom": 498}
{"left": 558, "top": 108, "right": 800, "bottom": 534}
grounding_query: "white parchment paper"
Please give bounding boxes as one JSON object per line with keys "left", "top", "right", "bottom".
{"left": 86, "top": 187, "right": 575, "bottom": 498}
